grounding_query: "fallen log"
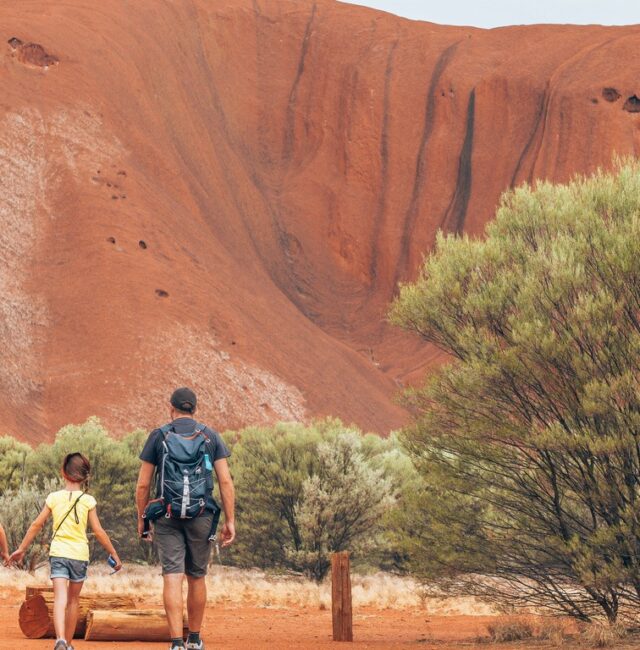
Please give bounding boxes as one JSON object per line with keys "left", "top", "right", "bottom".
{"left": 19, "top": 592, "right": 136, "bottom": 639}
{"left": 85, "top": 609, "right": 188, "bottom": 641}
{"left": 25, "top": 585, "right": 53, "bottom": 599}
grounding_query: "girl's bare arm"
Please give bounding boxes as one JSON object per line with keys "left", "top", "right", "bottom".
{"left": 9, "top": 506, "right": 51, "bottom": 564}
{"left": 88, "top": 508, "right": 122, "bottom": 570}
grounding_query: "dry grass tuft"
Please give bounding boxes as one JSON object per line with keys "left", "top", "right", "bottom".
{"left": 0, "top": 565, "right": 496, "bottom": 613}
{"left": 536, "top": 617, "right": 568, "bottom": 645}
{"left": 486, "top": 615, "right": 535, "bottom": 642}
{"left": 580, "top": 622, "right": 627, "bottom": 648}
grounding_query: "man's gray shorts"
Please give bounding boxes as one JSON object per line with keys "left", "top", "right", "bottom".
{"left": 154, "top": 513, "right": 213, "bottom": 577}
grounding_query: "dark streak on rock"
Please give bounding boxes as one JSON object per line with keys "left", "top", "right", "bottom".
{"left": 441, "top": 89, "right": 475, "bottom": 234}
{"left": 393, "top": 40, "right": 461, "bottom": 288}
{"left": 282, "top": 3, "right": 317, "bottom": 163}
{"left": 369, "top": 39, "right": 399, "bottom": 287}
{"left": 521, "top": 37, "right": 622, "bottom": 183}
{"left": 510, "top": 84, "right": 548, "bottom": 187}
{"left": 336, "top": 67, "right": 359, "bottom": 176}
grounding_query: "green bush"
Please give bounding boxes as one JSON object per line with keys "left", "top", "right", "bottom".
{"left": 223, "top": 419, "right": 401, "bottom": 580}
{"left": 1, "top": 417, "right": 409, "bottom": 575}
{"left": 390, "top": 160, "right": 640, "bottom": 622}
{"left": 16, "top": 418, "right": 149, "bottom": 563}
{"left": 0, "top": 479, "right": 55, "bottom": 571}
{"left": 0, "top": 436, "right": 30, "bottom": 494}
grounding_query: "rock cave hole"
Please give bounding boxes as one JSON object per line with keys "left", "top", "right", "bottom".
{"left": 106, "top": 237, "right": 116, "bottom": 244}
{"left": 623, "top": 95, "right": 640, "bottom": 113}
{"left": 602, "top": 87, "right": 621, "bottom": 103}
{"left": 138, "top": 240, "right": 147, "bottom": 250}
{"left": 155, "top": 289, "right": 169, "bottom": 298}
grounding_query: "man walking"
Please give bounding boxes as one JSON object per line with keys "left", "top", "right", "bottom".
{"left": 136, "top": 387, "right": 235, "bottom": 650}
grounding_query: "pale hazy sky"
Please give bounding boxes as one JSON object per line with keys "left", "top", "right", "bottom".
{"left": 341, "top": 1, "right": 640, "bottom": 28}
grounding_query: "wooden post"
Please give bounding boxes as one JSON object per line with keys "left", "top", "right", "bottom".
{"left": 331, "top": 551, "right": 353, "bottom": 642}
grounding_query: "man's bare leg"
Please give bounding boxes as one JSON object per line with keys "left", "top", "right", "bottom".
{"left": 186, "top": 575, "right": 207, "bottom": 636}
{"left": 164, "top": 573, "right": 185, "bottom": 638}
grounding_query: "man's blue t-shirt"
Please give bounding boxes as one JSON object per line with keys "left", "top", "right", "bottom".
{"left": 139, "top": 417, "right": 231, "bottom": 474}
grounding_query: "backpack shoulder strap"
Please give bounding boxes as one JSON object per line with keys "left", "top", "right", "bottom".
{"left": 159, "top": 424, "right": 174, "bottom": 447}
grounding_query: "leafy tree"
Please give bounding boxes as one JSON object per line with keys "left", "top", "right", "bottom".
{"left": 390, "top": 161, "right": 640, "bottom": 622}
{"left": 224, "top": 419, "right": 395, "bottom": 580}
{"left": 287, "top": 433, "right": 392, "bottom": 581}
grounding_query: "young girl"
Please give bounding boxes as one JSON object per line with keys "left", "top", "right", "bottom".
{"left": 9, "top": 452, "right": 122, "bottom": 650}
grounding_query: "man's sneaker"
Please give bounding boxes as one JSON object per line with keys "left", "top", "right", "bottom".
{"left": 186, "top": 641, "right": 204, "bottom": 650}
{"left": 54, "top": 642, "right": 67, "bottom": 650}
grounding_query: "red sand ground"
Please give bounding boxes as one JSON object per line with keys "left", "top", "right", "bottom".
{"left": 2, "top": 1, "right": 640, "bottom": 441}
{"left": 0, "top": 588, "right": 536, "bottom": 648}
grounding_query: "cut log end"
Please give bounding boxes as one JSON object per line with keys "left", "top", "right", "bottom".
{"left": 19, "top": 595, "right": 50, "bottom": 639}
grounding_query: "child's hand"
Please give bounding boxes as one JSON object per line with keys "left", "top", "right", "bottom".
{"left": 111, "top": 553, "right": 123, "bottom": 572}
{"left": 8, "top": 549, "right": 25, "bottom": 566}
{"left": 1, "top": 552, "right": 10, "bottom": 566}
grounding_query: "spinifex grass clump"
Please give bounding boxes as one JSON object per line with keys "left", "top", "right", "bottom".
{"left": 391, "top": 160, "right": 640, "bottom": 623}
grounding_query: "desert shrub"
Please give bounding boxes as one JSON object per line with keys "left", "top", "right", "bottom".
{"left": 0, "top": 478, "right": 56, "bottom": 570}
{"left": 581, "top": 622, "right": 627, "bottom": 647}
{"left": 223, "top": 419, "right": 399, "bottom": 581}
{"left": 286, "top": 433, "right": 392, "bottom": 581}
{"left": 1, "top": 418, "right": 408, "bottom": 574}
{"left": 391, "top": 160, "right": 640, "bottom": 622}
{"left": 486, "top": 616, "right": 535, "bottom": 642}
{"left": 0, "top": 436, "right": 31, "bottom": 494}
{"left": 24, "top": 418, "right": 149, "bottom": 563}
{"left": 536, "top": 618, "right": 569, "bottom": 644}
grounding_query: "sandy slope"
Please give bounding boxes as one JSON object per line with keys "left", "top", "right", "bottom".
{"left": 1, "top": 1, "right": 640, "bottom": 440}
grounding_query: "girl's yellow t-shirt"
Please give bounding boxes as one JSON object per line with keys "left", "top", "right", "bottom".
{"left": 45, "top": 490, "right": 97, "bottom": 562}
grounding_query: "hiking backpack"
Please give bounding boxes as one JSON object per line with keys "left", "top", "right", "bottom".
{"left": 142, "top": 422, "right": 221, "bottom": 539}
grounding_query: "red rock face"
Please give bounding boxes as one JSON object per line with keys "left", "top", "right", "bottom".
{"left": 1, "top": 0, "right": 640, "bottom": 441}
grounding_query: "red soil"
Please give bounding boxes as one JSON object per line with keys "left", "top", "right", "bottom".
{"left": 0, "top": 588, "right": 531, "bottom": 648}
{"left": 2, "top": 1, "right": 640, "bottom": 441}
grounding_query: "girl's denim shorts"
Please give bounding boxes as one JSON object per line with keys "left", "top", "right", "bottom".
{"left": 50, "top": 556, "right": 88, "bottom": 583}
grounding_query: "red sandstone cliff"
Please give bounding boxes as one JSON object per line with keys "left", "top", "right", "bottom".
{"left": 1, "top": 0, "right": 639, "bottom": 441}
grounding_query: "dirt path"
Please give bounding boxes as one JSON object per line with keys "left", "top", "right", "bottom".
{"left": 2, "top": 588, "right": 514, "bottom": 649}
